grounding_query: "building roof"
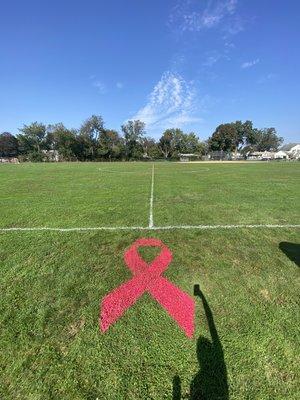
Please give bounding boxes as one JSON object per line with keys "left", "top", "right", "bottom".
{"left": 280, "top": 143, "right": 299, "bottom": 151}
{"left": 275, "top": 150, "right": 288, "bottom": 155}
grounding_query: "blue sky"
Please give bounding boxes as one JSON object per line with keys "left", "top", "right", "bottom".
{"left": 0, "top": 0, "right": 299, "bottom": 142}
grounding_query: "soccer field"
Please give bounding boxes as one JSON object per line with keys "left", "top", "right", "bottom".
{"left": 0, "top": 162, "right": 299, "bottom": 399}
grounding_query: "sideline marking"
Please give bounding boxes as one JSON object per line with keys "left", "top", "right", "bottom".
{"left": 149, "top": 164, "right": 155, "bottom": 228}
{"left": 100, "top": 238, "right": 195, "bottom": 337}
{"left": 1, "top": 224, "right": 300, "bottom": 232}
{"left": 98, "top": 168, "right": 147, "bottom": 174}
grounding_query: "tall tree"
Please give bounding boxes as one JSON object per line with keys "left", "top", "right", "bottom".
{"left": 159, "top": 129, "right": 175, "bottom": 159}
{"left": 208, "top": 121, "right": 283, "bottom": 154}
{"left": 235, "top": 120, "right": 255, "bottom": 147}
{"left": 0, "top": 132, "right": 19, "bottom": 157}
{"left": 208, "top": 123, "right": 240, "bottom": 152}
{"left": 254, "top": 128, "right": 283, "bottom": 151}
{"left": 141, "top": 137, "right": 160, "bottom": 159}
{"left": 79, "top": 115, "right": 104, "bottom": 141}
{"left": 79, "top": 115, "right": 104, "bottom": 159}
{"left": 121, "top": 120, "right": 145, "bottom": 160}
{"left": 171, "top": 129, "right": 186, "bottom": 157}
{"left": 159, "top": 128, "right": 204, "bottom": 158}
{"left": 98, "top": 129, "right": 124, "bottom": 160}
{"left": 18, "top": 122, "right": 47, "bottom": 161}
{"left": 46, "top": 123, "right": 78, "bottom": 161}
{"left": 179, "top": 132, "right": 205, "bottom": 155}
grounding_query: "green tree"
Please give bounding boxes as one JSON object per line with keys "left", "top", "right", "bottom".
{"left": 208, "top": 121, "right": 258, "bottom": 152}
{"left": 18, "top": 122, "right": 47, "bottom": 161}
{"left": 208, "top": 121, "right": 283, "bottom": 154}
{"left": 79, "top": 115, "right": 104, "bottom": 160}
{"left": 159, "top": 129, "right": 175, "bottom": 159}
{"left": 98, "top": 129, "right": 124, "bottom": 160}
{"left": 180, "top": 132, "right": 205, "bottom": 155}
{"left": 159, "top": 129, "right": 204, "bottom": 159}
{"left": 208, "top": 123, "right": 240, "bottom": 152}
{"left": 121, "top": 120, "right": 145, "bottom": 160}
{"left": 171, "top": 129, "right": 186, "bottom": 157}
{"left": 235, "top": 120, "right": 255, "bottom": 146}
{"left": 141, "top": 137, "right": 160, "bottom": 159}
{"left": 254, "top": 128, "right": 283, "bottom": 151}
{"left": 0, "top": 132, "right": 19, "bottom": 157}
{"left": 46, "top": 124, "right": 78, "bottom": 161}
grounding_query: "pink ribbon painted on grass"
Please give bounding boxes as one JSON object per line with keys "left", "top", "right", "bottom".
{"left": 100, "top": 238, "right": 195, "bottom": 337}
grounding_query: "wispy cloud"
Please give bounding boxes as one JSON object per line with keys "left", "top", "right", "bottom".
{"left": 93, "top": 81, "right": 106, "bottom": 93}
{"left": 202, "top": 50, "right": 231, "bottom": 67}
{"left": 169, "top": 0, "right": 239, "bottom": 32}
{"left": 203, "top": 54, "right": 221, "bottom": 67}
{"left": 241, "top": 59, "right": 260, "bottom": 69}
{"left": 89, "top": 76, "right": 106, "bottom": 94}
{"left": 131, "top": 72, "right": 202, "bottom": 134}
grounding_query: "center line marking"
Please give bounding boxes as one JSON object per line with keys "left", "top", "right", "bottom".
{"left": 149, "top": 164, "right": 155, "bottom": 228}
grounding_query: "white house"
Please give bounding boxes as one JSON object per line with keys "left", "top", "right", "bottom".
{"left": 289, "top": 144, "right": 300, "bottom": 159}
{"left": 247, "top": 152, "right": 263, "bottom": 160}
{"left": 261, "top": 151, "right": 276, "bottom": 160}
{"left": 247, "top": 151, "right": 276, "bottom": 160}
{"left": 280, "top": 143, "right": 300, "bottom": 159}
{"left": 274, "top": 150, "right": 289, "bottom": 159}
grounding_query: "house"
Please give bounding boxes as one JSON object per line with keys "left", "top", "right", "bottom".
{"left": 274, "top": 150, "right": 289, "bottom": 159}
{"left": 247, "top": 151, "right": 277, "bottom": 161}
{"left": 247, "top": 152, "right": 263, "bottom": 160}
{"left": 280, "top": 143, "right": 300, "bottom": 159}
{"left": 288, "top": 144, "right": 300, "bottom": 159}
{"left": 261, "top": 151, "right": 276, "bottom": 160}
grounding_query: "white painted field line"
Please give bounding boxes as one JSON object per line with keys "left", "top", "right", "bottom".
{"left": 148, "top": 163, "right": 155, "bottom": 228}
{"left": 0, "top": 226, "right": 144, "bottom": 232}
{"left": 150, "top": 224, "right": 300, "bottom": 230}
{"left": 1, "top": 224, "right": 300, "bottom": 232}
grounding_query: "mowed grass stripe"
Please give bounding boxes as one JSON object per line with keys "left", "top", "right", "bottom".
{"left": 0, "top": 163, "right": 151, "bottom": 228}
{"left": 1, "top": 162, "right": 299, "bottom": 229}
{"left": 154, "top": 162, "right": 300, "bottom": 226}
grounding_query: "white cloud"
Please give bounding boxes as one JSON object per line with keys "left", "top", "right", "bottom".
{"left": 241, "top": 59, "right": 260, "bottom": 69}
{"left": 224, "top": 16, "right": 244, "bottom": 35}
{"left": 130, "top": 72, "right": 202, "bottom": 134}
{"left": 224, "top": 41, "right": 235, "bottom": 50}
{"left": 170, "top": 0, "right": 238, "bottom": 32}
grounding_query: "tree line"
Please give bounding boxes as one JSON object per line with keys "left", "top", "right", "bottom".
{"left": 0, "top": 116, "right": 283, "bottom": 161}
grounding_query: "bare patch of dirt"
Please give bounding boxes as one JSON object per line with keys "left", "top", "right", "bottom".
{"left": 260, "top": 289, "right": 271, "bottom": 301}
{"left": 68, "top": 318, "right": 85, "bottom": 337}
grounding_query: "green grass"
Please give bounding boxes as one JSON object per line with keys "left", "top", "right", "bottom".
{"left": 0, "top": 161, "right": 299, "bottom": 399}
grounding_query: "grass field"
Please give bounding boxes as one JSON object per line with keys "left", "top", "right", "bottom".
{"left": 0, "top": 162, "right": 299, "bottom": 399}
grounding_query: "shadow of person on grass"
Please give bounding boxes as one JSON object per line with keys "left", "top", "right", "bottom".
{"left": 173, "top": 285, "right": 229, "bottom": 400}
{"left": 172, "top": 375, "right": 182, "bottom": 400}
{"left": 279, "top": 242, "right": 300, "bottom": 267}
